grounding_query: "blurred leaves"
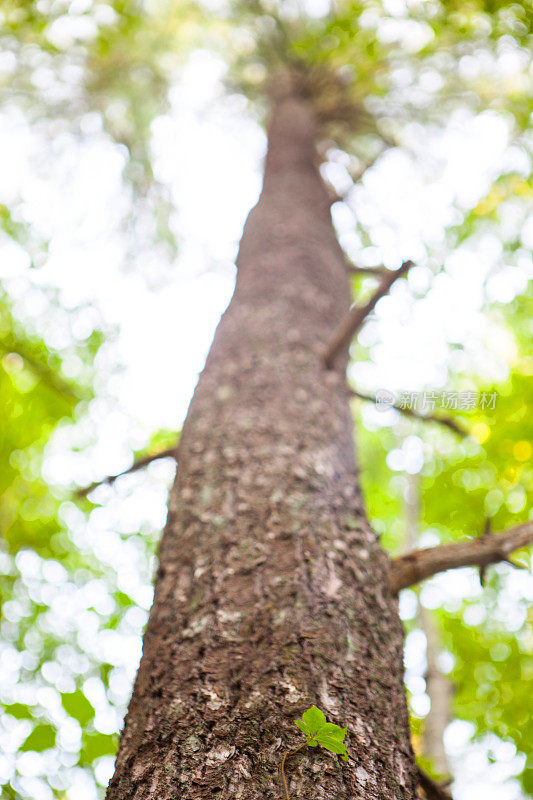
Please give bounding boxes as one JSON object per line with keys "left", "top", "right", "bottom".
{"left": 360, "top": 283, "right": 533, "bottom": 791}
{"left": 0, "top": 283, "right": 157, "bottom": 798}
{"left": 0, "top": 0, "right": 206, "bottom": 262}
{"left": 20, "top": 723, "right": 56, "bottom": 753}
{"left": 0, "top": 289, "right": 95, "bottom": 555}
{"left": 80, "top": 732, "right": 118, "bottom": 765}
{"left": 61, "top": 691, "right": 95, "bottom": 726}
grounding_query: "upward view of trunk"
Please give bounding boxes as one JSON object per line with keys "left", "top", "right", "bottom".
{"left": 107, "top": 89, "right": 417, "bottom": 799}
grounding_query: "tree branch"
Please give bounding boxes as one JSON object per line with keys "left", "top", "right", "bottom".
{"left": 0, "top": 339, "right": 85, "bottom": 403}
{"left": 345, "top": 262, "right": 391, "bottom": 278}
{"left": 417, "top": 767, "right": 453, "bottom": 800}
{"left": 390, "top": 520, "right": 533, "bottom": 594}
{"left": 76, "top": 446, "right": 178, "bottom": 498}
{"left": 324, "top": 260, "right": 413, "bottom": 369}
{"left": 350, "top": 390, "right": 468, "bottom": 437}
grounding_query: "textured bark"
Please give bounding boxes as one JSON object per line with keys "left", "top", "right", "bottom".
{"left": 106, "top": 92, "right": 416, "bottom": 800}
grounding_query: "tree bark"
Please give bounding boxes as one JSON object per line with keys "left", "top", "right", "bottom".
{"left": 106, "top": 91, "right": 416, "bottom": 800}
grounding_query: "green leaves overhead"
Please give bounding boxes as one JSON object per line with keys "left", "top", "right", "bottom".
{"left": 19, "top": 723, "right": 56, "bottom": 753}
{"left": 359, "top": 282, "right": 533, "bottom": 791}
{"left": 80, "top": 732, "right": 119, "bottom": 766}
{"left": 61, "top": 691, "right": 95, "bottom": 727}
{"left": 1, "top": 0, "right": 205, "bottom": 260}
{"left": 295, "top": 706, "right": 349, "bottom": 761}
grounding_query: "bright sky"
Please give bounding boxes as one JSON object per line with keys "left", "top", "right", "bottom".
{"left": 0, "top": 45, "right": 531, "bottom": 800}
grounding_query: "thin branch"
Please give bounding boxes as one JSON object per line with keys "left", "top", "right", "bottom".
{"left": 76, "top": 446, "right": 177, "bottom": 498}
{"left": 280, "top": 743, "right": 306, "bottom": 800}
{"left": 324, "top": 261, "right": 414, "bottom": 369}
{"left": 417, "top": 767, "right": 453, "bottom": 800}
{"left": 0, "top": 340, "right": 84, "bottom": 404}
{"left": 390, "top": 520, "right": 533, "bottom": 594}
{"left": 345, "top": 262, "right": 391, "bottom": 278}
{"left": 478, "top": 516, "right": 492, "bottom": 587}
{"left": 350, "top": 390, "right": 468, "bottom": 437}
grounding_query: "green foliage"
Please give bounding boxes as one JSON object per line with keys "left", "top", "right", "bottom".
{"left": 439, "top": 602, "right": 533, "bottom": 791}
{"left": 0, "top": 0, "right": 206, "bottom": 261}
{"left": 294, "top": 706, "right": 349, "bottom": 761}
{"left": 0, "top": 288, "right": 98, "bottom": 555}
{"left": 359, "top": 280, "right": 533, "bottom": 791}
{"left": 20, "top": 723, "right": 56, "bottom": 753}
{"left": 4, "top": 703, "right": 33, "bottom": 721}
{"left": 80, "top": 732, "right": 119, "bottom": 765}
{"left": 61, "top": 691, "right": 95, "bottom": 726}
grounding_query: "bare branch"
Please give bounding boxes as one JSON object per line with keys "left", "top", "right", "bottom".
{"left": 478, "top": 516, "right": 492, "bottom": 586}
{"left": 390, "top": 520, "right": 533, "bottom": 594}
{"left": 350, "top": 389, "right": 468, "bottom": 437}
{"left": 345, "top": 262, "right": 391, "bottom": 278}
{"left": 417, "top": 767, "right": 453, "bottom": 800}
{"left": 0, "top": 339, "right": 85, "bottom": 404}
{"left": 324, "top": 261, "right": 414, "bottom": 369}
{"left": 76, "top": 446, "right": 178, "bottom": 498}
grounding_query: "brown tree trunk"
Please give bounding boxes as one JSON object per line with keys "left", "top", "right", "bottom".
{"left": 420, "top": 607, "right": 452, "bottom": 780}
{"left": 106, "top": 89, "right": 416, "bottom": 800}
{"left": 405, "top": 473, "right": 452, "bottom": 780}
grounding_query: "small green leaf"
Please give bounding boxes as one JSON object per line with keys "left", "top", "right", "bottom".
{"left": 295, "top": 719, "right": 310, "bottom": 736}
{"left": 315, "top": 734, "right": 349, "bottom": 757}
{"left": 316, "top": 723, "right": 347, "bottom": 741}
{"left": 294, "top": 706, "right": 349, "bottom": 762}
{"left": 301, "top": 705, "right": 327, "bottom": 733}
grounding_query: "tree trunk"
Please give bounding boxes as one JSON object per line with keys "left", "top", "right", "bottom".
{"left": 106, "top": 89, "right": 417, "bottom": 800}
{"left": 405, "top": 473, "right": 451, "bottom": 780}
{"left": 420, "top": 606, "right": 452, "bottom": 780}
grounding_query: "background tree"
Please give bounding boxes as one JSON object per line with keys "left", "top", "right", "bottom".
{"left": 0, "top": 1, "right": 532, "bottom": 798}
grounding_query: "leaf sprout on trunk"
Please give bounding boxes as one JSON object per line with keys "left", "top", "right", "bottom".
{"left": 280, "top": 705, "right": 349, "bottom": 800}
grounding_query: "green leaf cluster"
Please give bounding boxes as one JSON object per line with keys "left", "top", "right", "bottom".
{"left": 294, "top": 706, "right": 349, "bottom": 761}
